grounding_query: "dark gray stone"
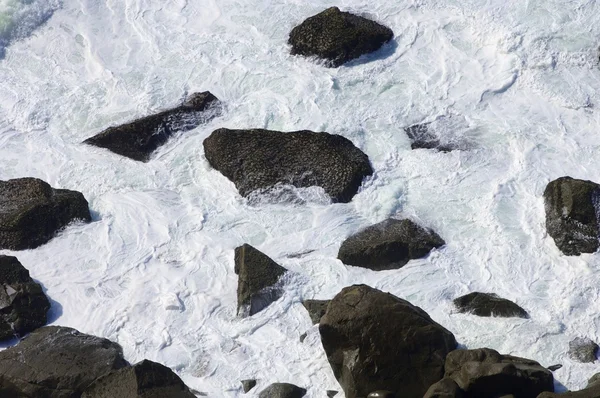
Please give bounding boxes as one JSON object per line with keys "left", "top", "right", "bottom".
{"left": 544, "top": 177, "right": 600, "bottom": 256}
{"left": 319, "top": 284, "right": 457, "bottom": 398}
{"left": 301, "top": 299, "right": 329, "bottom": 324}
{"left": 453, "top": 292, "right": 528, "bottom": 318}
{"left": 0, "top": 326, "right": 128, "bottom": 397}
{"left": 203, "top": 128, "right": 373, "bottom": 203}
{"left": 337, "top": 219, "right": 445, "bottom": 270}
{"left": 0, "top": 255, "right": 50, "bottom": 340}
{"left": 0, "top": 177, "right": 91, "bottom": 250}
{"left": 569, "top": 337, "right": 599, "bottom": 363}
{"left": 258, "top": 383, "right": 306, "bottom": 398}
{"left": 85, "top": 92, "right": 220, "bottom": 162}
{"left": 81, "top": 359, "right": 195, "bottom": 398}
{"left": 547, "top": 364, "right": 563, "bottom": 371}
{"left": 404, "top": 123, "right": 454, "bottom": 152}
{"left": 234, "top": 244, "right": 286, "bottom": 316}
{"left": 537, "top": 372, "right": 600, "bottom": 397}
{"left": 242, "top": 379, "right": 257, "bottom": 393}
{"left": 299, "top": 332, "right": 307, "bottom": 343}
{"left": 288, "top": 7, "right": 393, "bottom": 67}
{"left": 327, "top": 391, "right": 338, "bottom": 397}
{"left": 423, "top": 378, "right": 465, "bottom": 398}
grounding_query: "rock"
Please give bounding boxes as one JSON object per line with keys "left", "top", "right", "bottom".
{"left": 299, "top": 332, "right": 307, "bottom": 343}
{"left": 367, "top": 391, "right": 396, "bottom": 398}
{"left": 258, "top": 383, "right": 307, "bottom": 398}
{"left": 301, "top": 299, "right": 329, "bottom": 324}
{"left": 0, "top": 255, "right": 50, "bottom": 340}
{"left": 537, "top": 372, "right": 600, "bottom": 398}
{"left": 288, "top": 7, "right": 393, "bottom": 67}
{"left": 547, "top": 364, "right": 563, "bottom": 371}
{"left": 0, "top": 177, "right": 91, "bottom": 250}
{"left": 404, "top": 123, "right": 453, "bottom": 152}
{"left": 242, "top": 379, "right": 257, "bottom": 393}
{"left": 85, "top": 92, "right": 220, "bottom": 162}
{"left": 203, "top": 128, "right": 373, "bottom": 203}
{"left": 0, "top": 326, "right": 128, "bottom": 397}
{"left": 444, "top": 348, "right": 554, "bottom": 398}
{"left": 453, "top": 292, "right": 529, "bottom": 319}
{"left": 82, "top": 359, "right": 195, "bottom": 398}
{"left": 319, "top": 284, "right": 457, "bottom": 398}
{"left": 337, "top": 219, "right": 445, "bottom": 271}
{"left": 569, "top": 337, "right": 599, "bottom": 363}
{"left": 234, "top": 244, "right": 287, "bottom": 316}
{"left": 327, "top": 391, "right": 339, "bottom": 397}
{"left": 423, "top": 378, "right": 465, "bottom": 398}
{"left": 544, "top": 177, "right": 600, "bottom": 255}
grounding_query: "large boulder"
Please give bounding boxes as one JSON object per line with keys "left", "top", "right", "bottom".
{"left": 81, "top": 359, "right": 195, "bottom": 398}
{"left": 544, "top": 177, "right": 600, "bottom": 255}
{"left": 301, "top": 299, "right": 329, "bottom": 324}
{"left": 568, "top": 337, "right": 598, "bottom": 363}
{"left": 0, "top": 255, "right": 50, "bottom": 340}
{"left": 0, "top": 326, "right": 128, "bottom": 397}
{"left": 453, "top": 292, "right": 528, "bottom": 319}
{"left": 537, "top": 372, "right": 600, "bottom": 398}
{"left": 337, "top": 219, "right": 445, "bottom": 271}
{"left": 234, "top": 244, "right": 287, "bottom": 317}
{"left": 258, "top": 383, "right": 306, "bottom": 398}
{"left": 85, "top": 92, "right": 220, "bottom": 162}
{"left": 319, "top": 284, "right": 457, "bottom": 398}
{"left": 423, "top": 378, "right": 465, "bottom": 398}
{"left": 444, "top": 348, "right": 554, "bottom": 398}
{"left": 288, "top": 7, "right": 393, "bottom": 67}
{"left": 0, "top": 177, "right": 91, "bottom": 250}
{"left": 203, "top": 128, "right": 373, "bottom": 203}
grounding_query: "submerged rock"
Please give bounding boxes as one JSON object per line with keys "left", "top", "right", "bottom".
{"left": 404, "top": 123, "right": 454, "bottom": 152}
{"left": 538, "top": 372, "right": 600, "bottom": 397}
{"left": 453, "top": 292, "right": 528, "bottom": 318}
{"left": 0, "top": 255, "right": 50, "bottom": 340}
{"left": 319, "top": 284, "right": 457, "bottom": 398}
{"left": 0, "top": 177, "right": 91, "bottom": 250}
{"left": 301, "top": 299, "right": 329, "bottom": 324}
{"left": 0, "top": 326, "right": 128, "bottom": 397}
{"left": 568, "top": 337, "right": 598, "bottom": 363}
{"left": 203, "top": 128, "right": 373, "bottom": 203}
{"left": 337, "top": 218, "right": 445, "bottom": 270}
{"left": 288, "top": 7, "right": 393, "bottom": 67}
{"left": 544, "top": 177, "right": 600, "bottom": 255}
{"left": 241, "top": 379, "right": 257, "bottom": 393}
{"left": 82, "top": 359, "right": 195, "bottom": 398}
{"left": 258, "top": 383, "right": 307, "bottom": 398}
{"left": 234, "top": 244, "right": 287, "bottom": 316}
{"left": 85, "top": 91, "right": 220, "bottom": 162}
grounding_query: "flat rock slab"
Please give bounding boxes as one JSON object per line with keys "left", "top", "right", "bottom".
{"left": 85, "top": 92, "right": 220, "bottom": 162}
{"left": 544, "top": 176, "right": 600, "bottom": 255}
{"left": 258, "top": 383, "right": 307, "bottom": 398}
{"left": 569, "top": 337, "right": 599, "bottom": 363}
{"left": 0, "top": 255, "right": 50, "bottom": 340}
{"left": 453, "top": 292, "right": 528, "bottom": 318}
{"left": 289, "top": 7, "right": 393, "bottom": 67}
{"left": 301, "top": 299, "right": 329, "bottom": 324}
{"left": 337, "top": 218, "right": 445, "bottom": 270}
{"left": 0, "top": 177, "right": 91, "bottom": 250}
{"left": 203, "top": 128, "right": 373, "bottom": 203}
{"left": 0, "top": 326, "right": 128, "bottom": 397}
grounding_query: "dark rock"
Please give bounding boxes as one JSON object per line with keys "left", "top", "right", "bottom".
{"left": 547, "top": 364, "right": 563, "bottom": 371}
{"left": 258, "top": 383, "right": 306, "bottom": 398}
{"left": 404, "top": 123, "right": 453, "bottom": 152}
{"left": 234, "top": 244, "right": 287, "bottom": 316}
{"left": 367, "top": 391, "right": 395, "bottom": 398}
{"left": 453, "top": 292, "right": 528, "bottom": 318}
{"left": 301, "top": 299, "right": 329, "bottom": 324}
{"left": 319, "top": 284, "right": 457, "bottom": 398}
{"left": 204, "top": 128, "right": 373, "bottom": 203}
{"left": 423, "top": 378, "right": 465, "bottom": 398}
{"left": 288, "top": 7, "right": 393, "bottom": 67}
{"left": 0, "top": 326, "right": 128, "bottom": 397}
{"left": 537, "top": 372, "right": 600, "bottom": 397}
{"left": 85, "top": 92, "right": 220, "bottom": 162}
{"left": 81, "top": 359, "right": 195, "bottom": 398}
{"left": 444, "top": 348, "right": 554, "bottom": 398}
{"left": 242, "top": 379, "right": 257, "bottom": 393}
{"left": 299, "top": 332, "right": 307, "bottom": 343}
{"left": 327, "top": 391, "right": 339, "bottom": 397}
{"left": 0, "top": 177, "right": 91, "bottom": 250}
{"left": 569, "top": 337, "right": 599, "bottom": 363}
{"left": 337, "top": 219, "right": 445, "bottom": 271}
{"left": 0, "top": 255, "right": 50, "bottom": 340}
{"left": 544, "top": 177, "right": 600, "bottom": 256}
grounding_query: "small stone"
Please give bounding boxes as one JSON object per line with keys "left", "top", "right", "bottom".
{"left": 569, "top": 337, "right": 599, "bottom": 363}
{"left": 241, "top": 379, "right": 257, "bottom": 393}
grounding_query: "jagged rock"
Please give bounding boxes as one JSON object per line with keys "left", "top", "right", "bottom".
{"left": 0, "top": 326, "right": 128, "bottom": 397}
{"left": 288, "top": 7, "right": 393, "bottom": 67}
{"left": 569, "top": 337, "right": 599, "bottom": 363}
{"left": 444, "top": 348, "right": 554, "bottom": 398}
{"left": 327, "top": 391, "right": 339, "bottom": 397}
{"left": 299, "top": 332, "right": 307, "bottom": 343}
{"left": 242, "top": 379, "right": 257, "bottom": 393}
{"left": 203, "top": 128, "right": 373, "bottom": 203}
{"left": 234, "top": 244, "right": 287, "bottom": 316}
{"left": 404, "top": 123, "right": 453, "bottom": 152}
{"left": 301, "top": 299, "right": 329, "bottom": 324}
{"left": 0, "top": 255, "right": 50, "bottom": 340}
{"left": 423, "top": 378, "right": 465, "bottom": 398}
{"left": 337, "top": 219, "right": 445, "bottom": 270}
{"left": 319, "top": 284, "right": 457, "bottom": 398}
{"left": 82, "top": 359, "right": 195, "bottom": 398}
{"left": 538, "top": 372, "right": 600, "bottom": 397}
{"left": 547, "top": 364, "right": 563, "bottom": 371}
{"left": 0, "top": 177, "right": 91, "bottom": 250}
{"left": 453, "top": 292, "right": 528, "bottom": 318}
{"left": 544, "top": 177, "right": 600, "bottom": 255}
{"left": 85, "top": 92, "right": 220, "bottom": 162}
{"left": 367, "top": 391, "right": 396, "bottom": 398}
{"left": 258, "top": 383, "right": 307, "bottom": 398}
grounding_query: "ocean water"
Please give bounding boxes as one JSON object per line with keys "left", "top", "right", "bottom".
{"left": 1, "top": 0, "right": 600, "bottom": 396}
